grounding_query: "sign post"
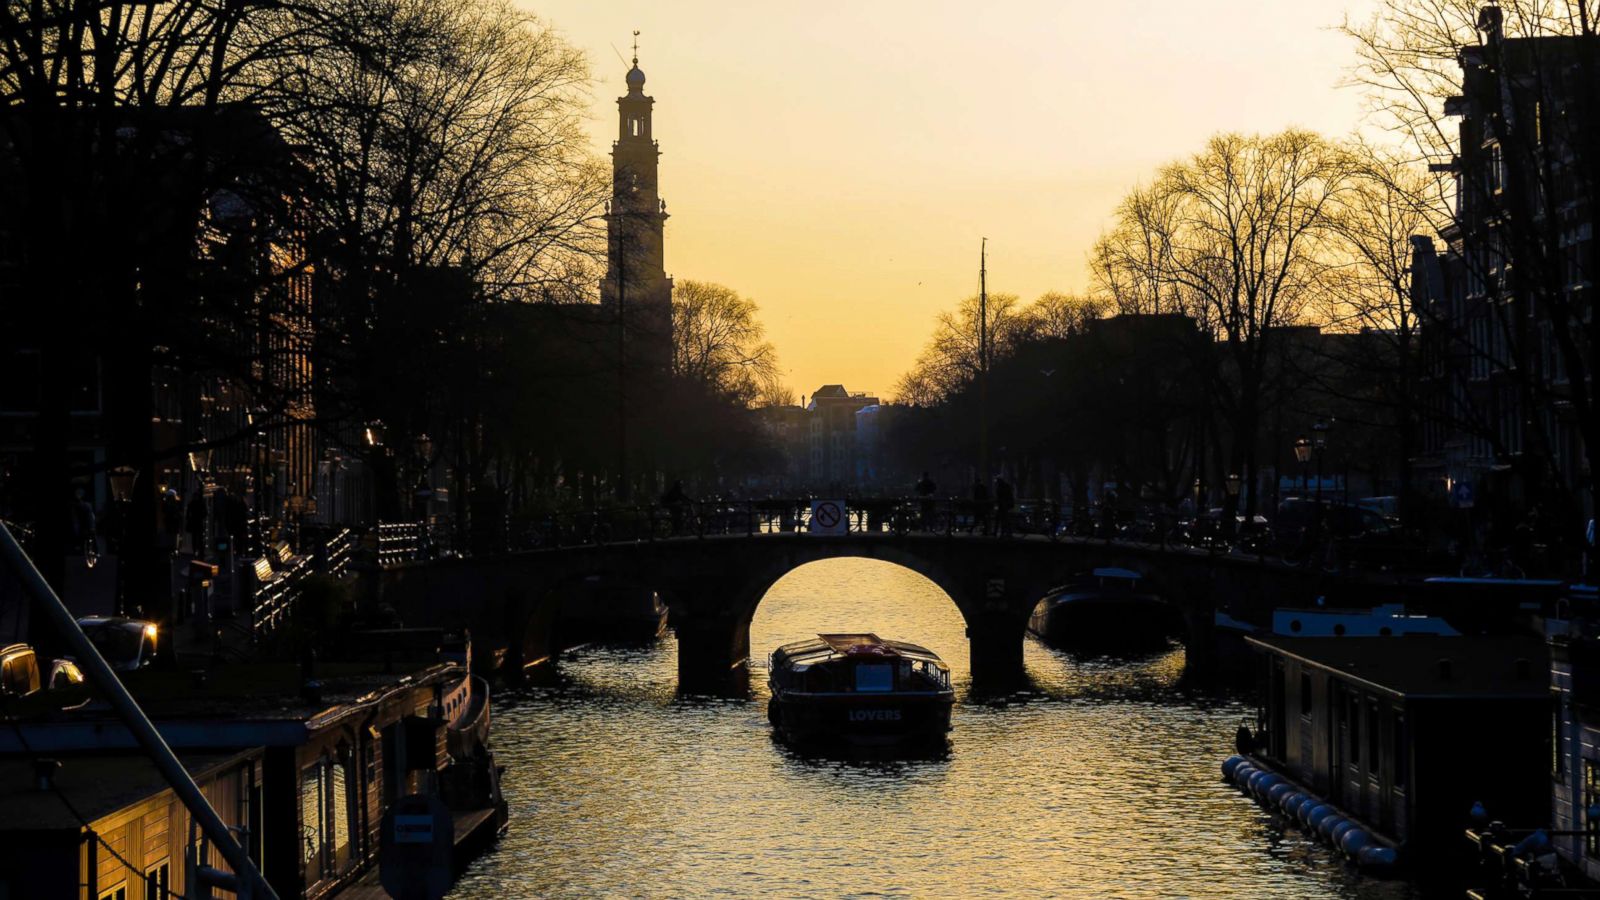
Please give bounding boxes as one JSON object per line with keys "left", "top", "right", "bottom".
{"left": 809, "top": 500, "right": 847, "bottom": 535}
{"left": 380, "top": 793, "right": 453, "bottom": 900}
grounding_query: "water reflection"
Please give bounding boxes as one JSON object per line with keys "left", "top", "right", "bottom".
{"left": 453, "top": 558, "right": 1421, "bottom": 899}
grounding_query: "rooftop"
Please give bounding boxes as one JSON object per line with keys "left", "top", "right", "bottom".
{"left": 0, "top": 749, "right": 256, "bottom": 831}
{"left": 774, "top": 633, "right": 944, "bottom": 665}
{"left": 119, "top": 660, "right": 455, "bottom": 723}
{"left": 1246, "top": 634, "right": 1549, "bottom": 700}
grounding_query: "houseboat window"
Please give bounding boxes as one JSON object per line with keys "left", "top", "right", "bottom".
{"left": 855, "top": 664, "right": 893, "bottom": 692}
{"left": 1555, "top": 697, "right": 1567, "bottom": 777}
{"left": 1300, "top": 673, "right": 1312, "bottom": 716}
{"left": 331, "top": 760, "right": 352, "bottom": 858}
{"left": 1367, "top": 705, "right": 1381, "bottom": 778}
{"left": 302, "top": 764, "right": 325, "bottom": 868}
{"left": 1393, "top": 712, "right": 1407, "bottom": 791}
{"left": 1586, "top": 759, "right": 1600, "bottom": 857}
{"left": 98, "top": 885, "right": 126, "bottom": 900}
{"left": 146, "top": 861, "right": 169, "bottom": 899}
{"left": 1349, "top": 696, "right": 1361, "bottom": 766}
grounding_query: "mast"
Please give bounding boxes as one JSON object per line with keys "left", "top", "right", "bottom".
{"left": 979, "top": 238, "right": 988, "bottom": 483}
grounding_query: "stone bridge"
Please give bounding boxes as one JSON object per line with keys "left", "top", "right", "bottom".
{"left": 373, "top": 533, "right": 1377, "bottom": 693}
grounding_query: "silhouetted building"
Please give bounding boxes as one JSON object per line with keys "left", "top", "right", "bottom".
{"left": 1412, "top": 6, "right": 1597, "bottom": 525}
{"left": 807, "top": 385, "right": 878, "bottom": 488}
{"left": 601, "top": 50, "right": 674, "bottom": 373}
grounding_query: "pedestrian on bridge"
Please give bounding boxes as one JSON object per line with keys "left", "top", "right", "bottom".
{"left": 971, "top": 477, "right": 991, "bottom": 536}
{"left": 661, "top": 481, "right": 688, "bottom": 536}
{"left": 995, "top": 476, "right": 1015, "bottom": 537}
{"left": 916, "top": 471, "right": 937, "bottom": 531}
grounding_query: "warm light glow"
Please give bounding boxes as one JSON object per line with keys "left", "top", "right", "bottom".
{"left": 533, "top": 0, "right": 1378, "bottom": 395}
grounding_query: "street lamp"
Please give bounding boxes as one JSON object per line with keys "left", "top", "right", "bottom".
{"left": 107, "top": 465, "right": 138, "bottom": 616}
{"left": 1311, "top": 420, "right": 1329, "bottom": 508}
{"left": 1293, "top": 436, "right": 1312, "bottom": 495}
{"left": 108, "top": 466, "right": 138, "bottom": 503}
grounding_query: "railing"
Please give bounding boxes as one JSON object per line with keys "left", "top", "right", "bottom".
{"left": 313, "top": 526, "right": 356, "bottom": 579}
{"left": 352, "top": 496, "right": 1446, "bottom": 578}
{"left": 248, "top": 542, "right": 311, "bottom": 636}
{"left": 375, "top": 521, "right": 427, "bottom": 568}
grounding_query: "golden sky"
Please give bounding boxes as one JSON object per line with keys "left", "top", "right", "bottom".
{"left": 529, "top": 0, "right": 1377, "bottom": 400}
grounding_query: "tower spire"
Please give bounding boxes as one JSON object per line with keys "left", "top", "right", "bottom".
{"left": 632, "top": 29, "right": 639, "bottom": 66}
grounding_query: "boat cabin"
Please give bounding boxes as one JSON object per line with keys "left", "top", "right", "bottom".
{"left": 770, "top": 633, "right": 951, "bottom": 694}
{"left": 1248, "top": 633, "right": 1550, "bottom": 861}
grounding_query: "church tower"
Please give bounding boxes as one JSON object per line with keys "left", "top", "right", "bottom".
{"left": 601, "top": 40, "right": 673, "bottom": 367}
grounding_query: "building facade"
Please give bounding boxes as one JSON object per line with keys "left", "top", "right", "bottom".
{"left": 1412, "top": 7, "right": 1597, "bottom": 532}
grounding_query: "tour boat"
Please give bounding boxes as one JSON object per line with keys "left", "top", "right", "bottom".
{"left": 1027, "top": 568, "right": 1180, "bottom": 651}
{"left": 767, "top": 633, "right": 954, "bottom": 746}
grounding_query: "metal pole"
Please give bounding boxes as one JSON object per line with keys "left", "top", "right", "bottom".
{"left": 0, "top": 522, "right": 279, "bottom": 900}
{"left": 978, "top": 238, "right": 989, "bottom": 485}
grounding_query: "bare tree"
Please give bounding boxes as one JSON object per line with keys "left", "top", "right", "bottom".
{"left": 1093, "top": 131, "right": 1355, "bottom": 515}
{"left": 1018, "top": 292, "right": 1110, "bottom": 340}
{"left": 671, "top": 280, "right": 782, "bottom": 407}
{"left": 895, "top": 293, "right": 1026, "bottom": 406}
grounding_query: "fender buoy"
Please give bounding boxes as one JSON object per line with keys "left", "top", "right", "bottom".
{"left": 1278, "top": 790, "right": 1305, "bottom": 815}
{"left": 1318, "top": 814, "right": 1348, "bottom": 842}
{"left": 1306, "top": 805, "right": 1334, "bottom": 831}
{"left": 1267, "top": 783, "right": 1295, "bottom": 807}
{"left": 1253, "top": 773, "right": 1283, "bottom": 799}
{"left": 1222, "top": 756, "right": 1246, "bottom": 781}
{"left": 1293, "top": 796, "right": 1319, "bottom": 825}
{"left": 1340, "top": 828, "right": 1372, "bottom": 857}
{"left": 1356, "top": 844, "right": 1400, "bottom": 875}
{"left": 1329, "top": 819, "right": 1357, "bottom": 847}
{"left": 1233, "top": 764, "right": 1256, "bottom": 788}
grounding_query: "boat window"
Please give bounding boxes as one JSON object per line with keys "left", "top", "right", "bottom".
{"left": 1393, "top": 711, "right": 1407, "bottom": 791}
{"left": 1586, "top": 760, "right": 1600, "bottom": 857}
{"left": 1300, "top": 673, "right": 1312, "bottom": 716}
{"left": 855, "top": 664, "right": 893, "bottom": 692}
{"left": 1349, "top": 696, "right": 1361, "bottom": 766}
{"left": 1367, "top": 705, "right": 1381, "bottom": 778}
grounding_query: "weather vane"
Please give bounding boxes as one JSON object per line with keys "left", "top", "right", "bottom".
{"left": 632, "top": 30, "right": 640, "bottom": 66}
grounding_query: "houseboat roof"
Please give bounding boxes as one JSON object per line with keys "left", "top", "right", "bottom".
{"left": 0, "top": 749, "right": 258, "bottom": 832}
{"left": 774, "top": 634, "right": 944, "bottom": 666}
{"left": 1246, "top": 634, "right": 1549, "bottom": 700}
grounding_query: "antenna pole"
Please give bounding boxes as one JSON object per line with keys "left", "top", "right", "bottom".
{"left": 979, "top": 238, "right": 989, "bottom": 485}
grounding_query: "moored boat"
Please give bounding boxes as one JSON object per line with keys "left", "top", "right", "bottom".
{"left": 1027, "top": 568, "right": 1179, "bottom": 651}
{"left": 767, "top": 633, "right": 954, "bottom": 746}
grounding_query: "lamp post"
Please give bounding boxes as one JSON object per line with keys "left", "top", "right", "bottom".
{"left": 1225, "top": 472, "right": 1241, "bottom": 536}
{"left": 1312, "top": 419, "right": 1329, "bottom": 509}
{"left": 108, "top": 466, "right": 137, "bottom": 616}
{"left": 1293, "top": 436, "right": 1312, "bottom": 495}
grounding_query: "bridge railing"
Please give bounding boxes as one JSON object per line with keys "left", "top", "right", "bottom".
{"left": 419, "top": 497, "right": 1441, "bottom": 577}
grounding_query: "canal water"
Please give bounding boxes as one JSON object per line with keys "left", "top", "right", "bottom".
{"left": 452, "top": 559, "right": 1424, "bottom": 899}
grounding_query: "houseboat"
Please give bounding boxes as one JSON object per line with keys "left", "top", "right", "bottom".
{"left": 0, "top": 654, "right": 508, "bottom": 899}
{"left": 767, "top": 633, "right": 954, "bottom": 746}
{"left": 1226, "top": 633, "right": 1550, "bottom": 875}
{"left": 557, "top": 581, "right": 670, "bottom": 647}
{"left": 1027, "top": 568, "right": 1179, "bottom": 651}
{"left": 1464, "top": 583, "right": 1600, "bottom": 896}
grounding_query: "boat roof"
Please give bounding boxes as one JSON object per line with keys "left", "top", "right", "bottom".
{"left": 773, "top": 633, "right": 945, "bottom": 666}
{"left": 1246, "top": 634, "right": 1548, "bottom": 700}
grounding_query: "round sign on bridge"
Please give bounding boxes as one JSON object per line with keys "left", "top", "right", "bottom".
{"left": 809, "top": 500, "right": 847, "bottom": 534}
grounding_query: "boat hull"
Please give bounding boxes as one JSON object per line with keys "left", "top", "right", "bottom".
{"left": 768, "top": 693, "right": 953, "bottom": 746}
{"left": 1028, "top": 593, "right": 1179, "bottom": 652}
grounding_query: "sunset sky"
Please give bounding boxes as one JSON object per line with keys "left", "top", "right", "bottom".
{"left": 530, "top": 1, "right": 1378, "bottom": 400}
